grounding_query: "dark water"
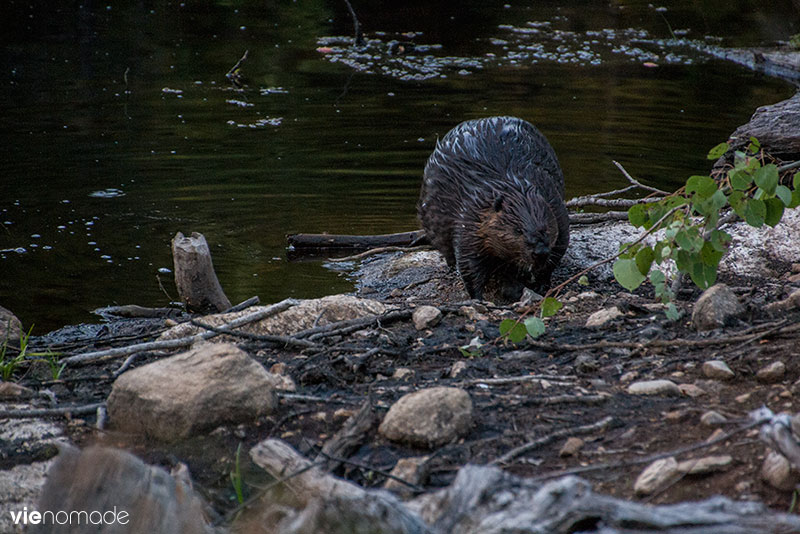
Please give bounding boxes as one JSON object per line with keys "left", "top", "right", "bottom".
{"left": 1, "top": 0, "right": 797, "bottom": 333}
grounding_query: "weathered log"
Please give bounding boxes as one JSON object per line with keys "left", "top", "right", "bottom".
{"left": 171, "top": 231, "right": 232, "bottom": 313}
{"left": 287, "top": 230, "right": 426, "bottom": 252}
{"left": 243, "top": 438, "right": 431, "bottom": 534}
{"left": 244, "top": 438, "right": 800, "bottom": 534}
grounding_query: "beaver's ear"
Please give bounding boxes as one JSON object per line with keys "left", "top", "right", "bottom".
{"left": 493, "top": 196, "right": 504, "bottom": 212}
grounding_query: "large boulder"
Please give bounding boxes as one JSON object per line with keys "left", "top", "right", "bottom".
{"left": 107, "top": 342, "right": 277, "bottom": 441}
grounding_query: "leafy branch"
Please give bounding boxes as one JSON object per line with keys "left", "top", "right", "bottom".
{"left": 497, "top": 139, "right": 800, "bottom": 343}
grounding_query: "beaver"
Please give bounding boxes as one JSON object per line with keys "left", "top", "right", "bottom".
{"left": 418, "top": 116, "right": 569, "bottom": 300}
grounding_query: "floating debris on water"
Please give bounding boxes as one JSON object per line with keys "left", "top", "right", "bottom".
{"left": 161, "top": 87, "right": 183, "bottom": 94}
{"left": 226, "top": 117, "right": 283, "bottom": 128}
{"left": 317, "top": 23, "right": 718, "bottom": 80}
{"left": 89, "top": 188, "right": 125, "bottom": 198}
{"left": 260, "top": 87, "right": 288, "bottom": 95}
{"left": 226, "top": 99, "right": 254, "bottom": 107}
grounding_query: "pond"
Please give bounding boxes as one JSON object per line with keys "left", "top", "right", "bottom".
{"left": 1, "top": 0, "right": 797, "bottom": 333}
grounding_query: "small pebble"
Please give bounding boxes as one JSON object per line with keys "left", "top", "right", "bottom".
{"left": 585, "top": 306, "right": 622, "bottom": 327}
{"left": 700, "top": 410, "right": 727, "bottom": 426}
{"left": 559, "top": 437, "right": 584, "bottom": 457}
{"left": 702, "top": 360, "right": 735, "bottom": 380}
{"left": 627, "top": 379, "right": 681, "bottom": 396}
{"left": 756, "top": 361, "right": 785, "bottom": 383}
{"left": 634, "top": 457, "right": 679, "bottom": 496}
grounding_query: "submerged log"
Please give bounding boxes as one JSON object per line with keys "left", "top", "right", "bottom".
{"left": 171, "top": 231, "right": 232, "bottom": 313}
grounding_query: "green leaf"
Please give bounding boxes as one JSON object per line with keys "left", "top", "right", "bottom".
{"left": 613, "top": 258, "right": 646, "bottom": 292}
{"left": 776, "top": 185, "right": 793, "bottom": 206}
{"left": 794, "top": 171, "right": 800, "bottom": 190}
{"left": 634, "top": 246, "right": 655, "bottom": 276}
{"left": 700, "top": 240, "right": 723, "bottom": 267}
{"left": 743, "top": 198, "right": 766, "bottom": 227}
{"left": 729, "top": 170, "right": 752, "bottom": 191}
{"left": 747, "top": 137, "right": 761, "bottom": 154}
{"left": 686, "top": 175, "right": 717, "bottom": 199}
{"left": 728, "top": 190, "right": 745, "bottom": 217}
{"left": 524, "top": 317, "right": 545, "bottom": 338}
{"left": 649, "top": 269, "right": 666, "bottom": 286}
{"left": 578, "top": 275, "right": 589, "bottom": 286}
{"left": 709, "top": 229, "right": 731, "bottom": 252}
{"left": 764, "top": 197, "right": 785, "bottom": 227}
{"left": 707, "top": 142, "right": 729, "bottom": 160}
{"left": 540, "top": 297, "right": 563, "bottom": 318}
{"left": 753, "top": 164, "right": 779, "bottom": 196}
{"left": 665, "top": 303, "right": 681, "bottom": 321}
{"left": 710, "top": 189, "right": 727, "bottom": 211}
{"left": 790, "top": 189, "right": 800, "bottom": 209}
{"left": 499, "top": 319, "right": 527, "bottom": 343}
{"left": 628, "top": 203, "right": 648, "bottom": 227}
{"left": 674, "top": 227, "right": 703, "bottom": 253}
{"left": 689, "top": 261, "right": 717, "bottom": 289}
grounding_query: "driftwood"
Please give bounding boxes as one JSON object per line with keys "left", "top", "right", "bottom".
{"left": 171, "top": 231, "right": 232, "bottom": 313}
{"left": 287, "top": 230, "right": 425, "bottom": 252}
{"left": 242, "top": 437, "right": 800, "bottom": 534}
{"left": 60, "top": 298, "right": 298, "bottom": 366}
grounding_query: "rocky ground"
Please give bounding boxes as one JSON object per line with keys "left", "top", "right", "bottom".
{"left": 1, "top": 206, "right": 800, "bottom": 532}
{"left": 1, "top": 92, "right": 799, "bottom": 533}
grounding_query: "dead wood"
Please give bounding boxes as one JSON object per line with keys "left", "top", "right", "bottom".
{"left": 60, "top": 298, "right": 298, "bottom": 366}
{"left": 316, "top": 393, "right": 377, "bottom": 472}
{"left": 287, "top": 230, "right": 426, "bottom": 252}
{"left": 491, "top": 415, "right": 615, "bottom": 465}
{"left": 171, "top": 231, "right": 232, "bottom": 313}
{"left": 0, "top": 402, "right": 105, "bottom": 419}
{"left": 241, "top": 437, "right": 800, "bottom": 534}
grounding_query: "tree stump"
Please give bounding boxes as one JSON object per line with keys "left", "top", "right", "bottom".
{"left": 171, "top": 232, "right": 232, "bottom": 313}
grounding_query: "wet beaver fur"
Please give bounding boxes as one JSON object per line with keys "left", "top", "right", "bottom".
{"left": 418, "top": 116, "right": 569, "bottom": 300}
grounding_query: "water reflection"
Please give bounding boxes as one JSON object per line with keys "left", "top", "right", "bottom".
{"left": 0, "top": 0, "right": 796, "bottom": 331}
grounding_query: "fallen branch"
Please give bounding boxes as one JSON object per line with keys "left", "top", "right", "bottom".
{"left": 461, "top": 373, "right": 577, "bottom": 386}
{"left": 295, "top": 309, "right": 413, "bottom": 341}
{"left": 190, "top": 318, "right": 316, "bottom": 349}
{"left": 529, "top": 414, "right": 766, "bottom": 482}
{"left": 60, "top": 298, "right": 298, "bottom": 366}
{"left": 0, "top": 402, "right": 105, "bottom": 419}
{"left": 328, "top": 245, "right": 431, "bottom": 263}
{"left": 287, "top": 230, "right": 424, "bottom": 252}
{"left": 492, "top": 415, "right": 614, "bottom": 465}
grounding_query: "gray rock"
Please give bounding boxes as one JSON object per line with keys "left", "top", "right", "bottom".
{"left": 0, "top": 461, "right": 53, "bottom": 534}
{"left": 585, "top": 306, "right": 623, "bottom": 328}
{"left": 692, "top": 284, "right": 744, "bottom": 331}
{"left": 757, "top": 361, "right": 786, "bottom": 383}
{"left": 159, "top": 295, "right": 388, "bottom": 341}
{"left": 107, "top": 342, "right": 277, "bottom": 441}
{"left": 762, "top": 450, "right": 800, "bottom": 491}
{"left": 34, "top": 445, "right": 213, "bottom": 533}
{"left": 559, "top": 437, "right": 584, "bottom": 457}
{"left": 379, "top": 387, "right": 473, "bottom": 449}
{"left": 626, "top": 379, "right": 681, "bottom": 396}
{"left": 677, "top": 383, "right": 707, "bottom": 398}
{"left": 677, "top": 455, "right": 733, "bottom": 475}
{"left": 412, "top": 305, "right": 442, "bottom": 330}
{"left": 634, "top": 457, "right": 679, "bottom": 496}
{"left": 702, "top": 360, "right": 735, "bottom": 380}
{"left": 0, "top": 304, "right": 23, "bottom": 342}
{"left": 384, "top": 456, "right": 430, "bottom": 495}
{"left": 700, "top": 410, "right": 727, "bottom": 426}
{"left": 725, "top": 92, "right": 800, "bottom": 161}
